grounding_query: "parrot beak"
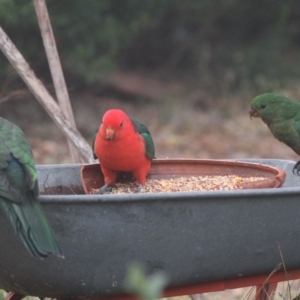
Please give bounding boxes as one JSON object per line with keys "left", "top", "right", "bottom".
{"left": 248, "top": 106, "right": 259, "bottom": 119}
{"left": 105, "top": 127, "right": 115, "bottom": 140}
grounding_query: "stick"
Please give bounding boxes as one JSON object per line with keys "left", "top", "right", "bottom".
{"left": 33, "top": 0, "right": 81, "bottom": 163}
{"left": 0, "top": 25, "right": 95, "bottom": 163}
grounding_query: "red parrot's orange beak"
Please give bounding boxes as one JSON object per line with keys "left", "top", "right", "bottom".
{"left": 248, "top": 106, "right": 259, "bottom": 119}
{"left": 105, "top": 127, "right": 115, "bottom": 140}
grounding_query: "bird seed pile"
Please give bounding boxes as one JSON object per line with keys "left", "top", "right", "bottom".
{"left": 91, "top": 175, "right": 265, "bottom": 194}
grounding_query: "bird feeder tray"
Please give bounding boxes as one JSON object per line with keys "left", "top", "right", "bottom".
{"left": 80, "top": 159, "right": 286, "bottom": 194}
{"left": 1, "top": 159, "right": 300, "bottom": 300}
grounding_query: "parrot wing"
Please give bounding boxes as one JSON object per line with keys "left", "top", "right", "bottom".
{"left": 92, "top": 131, "right": 98, "bottom": 159}
{"left": 0, "top": 117, "right": 63, "bottom": 258}
{"left": 0, "top": 118, "right": 38, "bottom": 202}
{"left": 132, "top": 119, "right": 155, "bottom": 160}
{"left": 292, "top": 117, "right": 300, "bottom": 137}
{"left": 283, "top": 116, "right": 300, "bottom": 154}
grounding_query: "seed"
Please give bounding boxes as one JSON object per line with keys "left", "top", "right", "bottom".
{"left": 90, "top": 175, "right": 265, "bottom": 194}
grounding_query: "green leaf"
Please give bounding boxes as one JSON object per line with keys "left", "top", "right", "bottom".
{"left": 124, "top": 262, "right": 168, "bottom": 300}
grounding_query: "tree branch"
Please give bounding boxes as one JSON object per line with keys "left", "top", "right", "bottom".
{"left": 33, "top": 0, "right": 81, "bottom": 163}
{"left": 0, "top": 25, "right": 95, "bottom": 163}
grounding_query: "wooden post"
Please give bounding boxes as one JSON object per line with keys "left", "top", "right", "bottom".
{"left": 33, "top": 0, "right": 81, "bottom": 163}
{"left": 0, "top": 25, "right": 95, "bottom": 163}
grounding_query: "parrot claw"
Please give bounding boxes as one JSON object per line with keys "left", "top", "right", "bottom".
{"left": 292, "top": 161, "right": 300, "bottom": 176}
{"left": 135, "top": 184, "right": 143, "bottom": 193}
{"left": 98, "top": 184, "right": 113, "bottom": 194}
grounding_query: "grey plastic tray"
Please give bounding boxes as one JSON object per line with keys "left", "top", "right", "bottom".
{"left": 0, "top": 159, "right": 299, "bottom": 298}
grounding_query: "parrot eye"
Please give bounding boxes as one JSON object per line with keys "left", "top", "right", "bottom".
{"left": 261, "top": 104, "right": 266, "bottom": 109}
{"left": 119, "top": 121, "right": 123, "bottom": 128}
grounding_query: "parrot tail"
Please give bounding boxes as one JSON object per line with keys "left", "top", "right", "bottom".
{"left": 0, "top": 194, "right": 64, "bottom": 259}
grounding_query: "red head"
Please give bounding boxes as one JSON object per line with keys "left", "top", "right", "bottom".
{"left": 100, "top": 109, "right": 131, "bottom": 140}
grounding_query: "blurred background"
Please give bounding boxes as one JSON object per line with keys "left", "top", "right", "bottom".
{"left": 1, "top": 0, "right": 300, "bottom": 164}
{"left": 1, "top": 2, "right": 300, "bottom": 299}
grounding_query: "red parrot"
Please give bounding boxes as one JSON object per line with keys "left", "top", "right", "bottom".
{"left": 93, "top": 109, "right": 155, "bottom": 193}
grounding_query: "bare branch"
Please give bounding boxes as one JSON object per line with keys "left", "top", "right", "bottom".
{"left": 0, "top": 25, "right": 95, "bottom": 163}
{"left": 33, "top": 0, "right": 81, "bottom": 163}
{"left": 0, "top": 89, "right": 32, "bottom": 104}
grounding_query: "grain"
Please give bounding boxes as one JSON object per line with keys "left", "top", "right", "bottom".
{"left": 91, "top": 175, "right": 265, "bottom": 194}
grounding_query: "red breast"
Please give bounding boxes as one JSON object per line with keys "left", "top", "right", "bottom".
{"left": 94, "top": 109, "right": 149, "bottom": 172}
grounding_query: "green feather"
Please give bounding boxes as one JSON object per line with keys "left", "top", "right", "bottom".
{"left": 131, "top": 119, "right": 155, "bottom": 160}
{"left": 0, "top": 117, "right": 63, "bottom": 258}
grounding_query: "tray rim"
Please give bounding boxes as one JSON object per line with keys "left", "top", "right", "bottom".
{"left": 80, "top": 158, "right": 286, "bottom": 194}
{"left": 34, "top": 158, "right": 300, "bottom": 202}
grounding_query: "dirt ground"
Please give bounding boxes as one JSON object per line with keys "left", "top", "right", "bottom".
{"left": 1, "top": 73, "right": 300, "bottom": 165}
{"left": 1, "top": 73, "right": 300, "bottom": 300}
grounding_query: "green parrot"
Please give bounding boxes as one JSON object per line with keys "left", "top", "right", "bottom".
{"left": 249, "top": 93, "right": 300, "bottom": 174}
{"left": 0, "top": 117, "right": 63, "bottom": 258}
